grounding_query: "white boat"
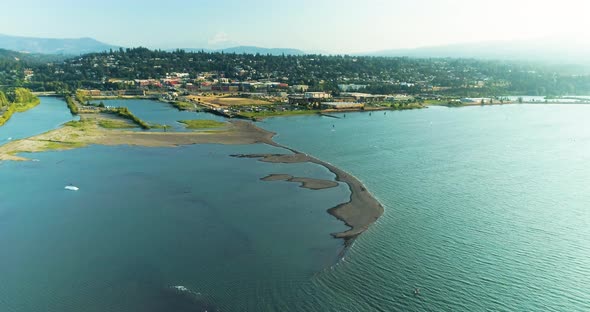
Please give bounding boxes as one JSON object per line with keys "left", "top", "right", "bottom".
{"left": 65, "top": 185, "right": 79, "bottom": 191}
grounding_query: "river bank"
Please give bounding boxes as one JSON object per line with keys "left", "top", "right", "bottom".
{"left": 0, "top": 89, "right": 41, "bottom": 127}
{"left": 0, "top": 118, "right": 383, "bottom": 241}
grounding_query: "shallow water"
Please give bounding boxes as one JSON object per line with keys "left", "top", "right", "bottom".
{"left": 0, "top": 97, "right": 75, "bottom": 146}
{"left": 0, "top": 144, "right": 349, "bottom": 312}
{"left": 3, "top": 102, "right": 590, "bottom": 311}
{"left": 91, "top": 99, "right": 226, "bottom": 131}
{"left": 261, "top": 104, "right": 590, "bottom": 311}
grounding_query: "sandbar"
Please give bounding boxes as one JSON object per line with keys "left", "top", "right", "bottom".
{"left": 0, "top": 118, "right": 384, "bottom": 243}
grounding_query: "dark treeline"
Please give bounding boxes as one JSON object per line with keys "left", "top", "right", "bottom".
{"left": 2, "top": 47, "right": 590, "bottom": 96}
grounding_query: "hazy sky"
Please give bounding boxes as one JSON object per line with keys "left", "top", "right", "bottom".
{"left": 2, "top": 0, "right": 590, "bottom": 53}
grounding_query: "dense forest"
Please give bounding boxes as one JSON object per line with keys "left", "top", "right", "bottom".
{"left": 2, "top": 47, "right": 590, "bottom": 96}
{"left": 0, "top": 91, "right": 9, "bottom": 108}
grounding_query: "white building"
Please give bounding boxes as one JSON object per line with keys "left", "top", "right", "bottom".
{"left": 304, "top": 92, "right": 332, "bottom": 99}
{"left": 338, "top": 84, "right": 367, "bottom": 92}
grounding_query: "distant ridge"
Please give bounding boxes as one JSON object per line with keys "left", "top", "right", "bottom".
{"left": 175, "top": 46, "right": 305, "bottom": 56}
{"left": 0, "top": 34, "right": 120, "bottom": 55}
{"left": 363, "top": 37, "right": 590, "bottom": 64}
{"left": 220, "top": 46, "right": 305, "bottom": 55}
{"left": 0, "top": 48, "right": 68, "bottom": 63}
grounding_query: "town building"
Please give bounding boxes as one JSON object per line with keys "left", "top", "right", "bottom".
{"left": 78, "top": 89, "right": 102, "bottom": 97}
{"left": 321, "top": 102, "right": 365, "bottom": 109}
{"left": 304, "top": 92, "right": 332, "bottom": 100}
{"left": 338, "top": 84, "right": 367, "bottom": 92}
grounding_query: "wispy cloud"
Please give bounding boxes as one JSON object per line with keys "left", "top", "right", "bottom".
{"left": 208, "top": 32, "right": 230, "bottom": 46}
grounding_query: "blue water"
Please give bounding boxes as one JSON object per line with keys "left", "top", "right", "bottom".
{"left": 0, "top": 97, "right": 75, "bottom": 145}
{"left": 0, "top": 144, "right": 349, "bottom": 311}
{"left": 3, "top": 102, "right": 590, "bottom": 311}
{"left": 91, "top": 99, "right": 226, "bottom": 131}
{"left": 261, "top": 105, "right": 590, "bottom": 311}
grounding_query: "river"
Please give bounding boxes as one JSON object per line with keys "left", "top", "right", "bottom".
{"left": 2, "top": 100, "right": 590, "bottom": 311}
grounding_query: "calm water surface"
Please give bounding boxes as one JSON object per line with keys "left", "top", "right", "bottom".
{"left": 0, "top": 144, "right": 349, "bottom": 312}
{"left": 91, "top": 99, "right": 226, "bottom": 131}
{"left": 261, "top": 104, "right": 590, "bottom": 311}
{"left": 2, "top": 102, "right": 590, "bottom": 311}
{"left": 0, "top": 97, "right": 75, "bottom": 145}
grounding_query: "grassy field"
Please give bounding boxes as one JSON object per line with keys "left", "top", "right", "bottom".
{"left": 98, "top": 119, "right": 136, "bottom": 129}
{"left": 64, "top": 120, "right": 92, "bottom": 129}
{"left": 171, "top": 101, "right": 195, "bottom": 110}
{"left": 44, "top": 141, "right": 86, "bottom": 150}
{"left": 189, "top": 95, "right": 273, "bottom": 106}
{"left": 178, "top": 119, "right": 227, "bottom": 129}
{"left": 421, "top": 99, "right": 456, "bottom": 106}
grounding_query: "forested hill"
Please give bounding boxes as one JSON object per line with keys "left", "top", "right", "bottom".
{"left": 3, "top": 47, "right": 590, "bottom": 96}
{"left": 0, "top": 49, "right": 66, "bottom": 63}
{"left": 0, "top": 34, "right": 119, "bottom": 55}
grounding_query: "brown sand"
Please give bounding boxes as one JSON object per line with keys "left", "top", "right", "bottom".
{"left": 0, "top": 119, "right": 384, "bottom": 243}
{"left": 0, "top": 120, "right": 273, "bottom": 161}
{"left": 232, "top": 148, "right": 384, "bottom": 242}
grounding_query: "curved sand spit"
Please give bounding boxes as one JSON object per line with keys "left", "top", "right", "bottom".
{"left": 0, "top": 120, "right": 384, "bottom": 242}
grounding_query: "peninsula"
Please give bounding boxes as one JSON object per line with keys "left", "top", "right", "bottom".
{"left": 0, "top": 117, "right": 384, "bottom": 242}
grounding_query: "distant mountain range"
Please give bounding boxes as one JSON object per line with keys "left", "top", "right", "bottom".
{"left": 364, "top": 37, "right": 590, "bottom": 64}
{"left": 0, "top": 48, "right": 68, "bottom": 63}
{"left": 174, "top": 46, "right": 305, "bottom": 56}
{"left": 0, "top": 34, "right": 306, "bottom": 56}
{"left": 0, "top": 34, "right": 120, "bottom": 55}
{"left": 2, "top": 34, "right": 590, "bottom": 64}
{"left": 220, "top": 46, "right": 305, "bottom": 55}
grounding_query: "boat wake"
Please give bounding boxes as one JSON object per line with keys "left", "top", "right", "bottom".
{"left": 65, "top": 185, "right": 79, "bottom": 191}
{"left": 165, "top": 285, "right": 219, "bottom": 312}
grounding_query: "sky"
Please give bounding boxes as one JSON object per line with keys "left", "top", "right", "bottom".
{"left": 2, "top": 0, "right": 590, "bottom": 53}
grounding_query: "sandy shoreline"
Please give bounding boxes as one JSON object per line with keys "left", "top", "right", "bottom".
{"left": 0, "top": 119, "right": 384, "bottom": 243}
{"left": 0, "top": 120, "right": 272, "bottom": 161}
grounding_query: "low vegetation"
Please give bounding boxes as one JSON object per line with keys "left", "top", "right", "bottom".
{"left": 97, "top": 119, "right": 136, "bottom": 129}
{"left": 63, "top": 119, "right": 94, "bottom": 131}
{"left": 171, "top": 101, "right": 194, "bottom": 111}
{"left": 178, "top": 119, "right": 226, "bottom": 129}
{"left": 387, "top": 102, "right": 425, "bottom": 110}
{"left": 0, "top": 104, "right": 16, "bottom": 127}
{"left": 44, "top": 140, "right": 86, "bottom": 150}
{"left": 12, "top": 88, "right": 40, "bottom": 112}
{"left": 211, "top": 96, "right": 272, "bottom": 106}
{"left": 0, "top": 88, "right": 40, "bottom": 127}
{"left": 65, "top": 95, "right": 79, "bottom": 114}
{"left": 108, "top": 107, "right": 150, "bottom": 129}
{"left": 0, "top": 91, "right": 10, "bottom": 108}
{"left": 75, "top": 90, "right": 88, "bottom": 104}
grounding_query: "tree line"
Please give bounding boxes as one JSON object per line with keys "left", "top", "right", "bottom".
{"left": 2, "top": 48, "right": 590, "bottom": 96}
